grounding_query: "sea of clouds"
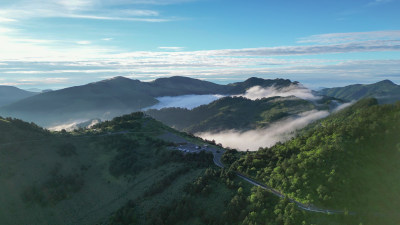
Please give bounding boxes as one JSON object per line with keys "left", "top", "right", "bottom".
{"left": 145, "top": 94, "right": 224, "bottom": 110}
{"left": 49, "top": 84, "right": 352, "bottom": 151}
{"left": 196, "top": 110, "right": 330, "bottom": 151}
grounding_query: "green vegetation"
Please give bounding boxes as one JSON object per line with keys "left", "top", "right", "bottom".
{"left": 107, "top": 166, "right": 352, "bottom": 225}
{"left": 0, "top": 112, "right": 215, "bottom": 225}
{"left": 21, "top": 172, "right": 84, "bottom": 206}
{"left": 2, "top": 96, "right": 400, "bottom": 225}
{"left": 319, "top": 79, "right": 400, "bottom": 104}
{"left": 146, "top": 96, "right": 318, "bottom": 133}
{"left": 230, "top": 98, "right": 400, "bottom": 224}
{"left": 57, "top": 143, "right": 77, "bottom": 157}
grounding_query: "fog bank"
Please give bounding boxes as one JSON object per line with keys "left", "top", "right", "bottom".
{"left": 238, "top": 85, "right": 320, "bottom": 101}
{"left": 146, "top": 94, "right": 224, "bottom": 110}
{"left": 196, "top": 110, "right": 330, "bottom": 151}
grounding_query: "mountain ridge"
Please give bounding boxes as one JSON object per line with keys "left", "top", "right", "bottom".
{"left": 318, "top": 79, "right": 400, "bottom": 103}
{"left": 0, "top": 76, "right": 299, "bottom": 127}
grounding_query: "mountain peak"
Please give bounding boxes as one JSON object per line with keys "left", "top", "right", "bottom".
{"left": 374, "top": 79, "right": 396, "bottom": 86}
{"left": 108, "top": 76, "right": 132, "bottom": 81}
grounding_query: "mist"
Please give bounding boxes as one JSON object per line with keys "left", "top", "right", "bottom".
{"left": 145, "top": 94, "right": 224, "bottom": 110}
{"left": 196, "top": 110, "right": 330, "bottom": 151}
{"left": 238, "top": 85, "right": 320, "bottom": 101}
{"left": 48, "top": 119, "right": 100, "bottom": 131}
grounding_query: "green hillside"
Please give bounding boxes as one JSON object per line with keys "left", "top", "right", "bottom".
{"left": 229, "top": 98, "right": 400, "bottom": 225}
{"left": 146, "top": 96, "right": 328, "bottom": 133}
{"left": 0, "top": 111, "right": 355, "bottom": 225}
{"left": 0, "top": 112, "right": 215, "bottom": 225}
{"left": 319, "top": 80, "right": 400, "bottom": 103}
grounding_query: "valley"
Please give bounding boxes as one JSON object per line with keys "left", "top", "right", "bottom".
{"left": 0, "top": 77, "right": 400, "bottom": 225}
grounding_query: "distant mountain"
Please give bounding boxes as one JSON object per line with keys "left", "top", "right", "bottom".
{"left": 0, "top": 77, "right": 158, "bottom": 126}
{"left": 0, "top": 86, "right": 37, "bottom": 107}
{"left": 227, "top": 77, "right": 296, "bottom": 94}
{"left": 318, "top": 79, "right": 400, "bottom": 103}
{"left": 147, "top": 76, "right": 229, "bottom": 95}
{"left": 0, "top": 76, "right": 299, "bottom": 127}
{"left": 146, "top": 96, "right": 331, "bottom": 133}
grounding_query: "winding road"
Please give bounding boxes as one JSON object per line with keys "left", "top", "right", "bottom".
{"left": 208, "top": 146, "right": 350, "bottom": 215}
{"left": 0, "top": 128, "right": 352, "bottom": 215}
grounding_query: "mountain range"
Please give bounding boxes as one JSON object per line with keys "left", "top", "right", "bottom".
{"left": 318, "top": 79, "right": 400, "bottom": 104}
{"left": 0, "top": 76, "right": 296, "bottom": 127}
{"left": 146, "top": 95, "right": 340, "bottom": 133}
{"left": 0, "top": 76, "right": 399, "bottom": 129}
{"left": 0, "top": 86, "right": 37, "bottom": 107}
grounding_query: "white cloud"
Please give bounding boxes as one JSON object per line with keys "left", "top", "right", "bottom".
{"left": 298, "top": 30, "right": 400, "bottom": 44}
{"left": 76, "top": 40, "right": 91, "bottom": 45}
{"left": 0, "top": 28, "right": 399, "bottom": 88}
{"left": 209, "top": 40, "right": 400, "bottom": 56}
{"left": 0, "top": 0, "right": 174, "bottom": 22}
{"left": 367, "top": 0, "right": 394, "bottom": 6}
{"left": 237, "top": 85, "right": 320, "bottom": 101}
{"left": 158, "top": 46, "right": 185, "bottom": 51}
{"left": 101, "top": 38, "right": 113, "bottom": 41}
{"left": 0, "top": 77, "right": 69, "bottom": 86}
{"left": 197, "top": 110, "right": 330, "bottom": 151}
{"left": 0, "top": 16, "right": 16, "bottom": 22}
{"left": 145, "top": 94, "right": 224, "bottom": 110}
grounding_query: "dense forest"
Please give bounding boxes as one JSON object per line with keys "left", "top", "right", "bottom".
{"left": 319, "top": 80, "right": 400, "bottom": 104}
{"left": 146, "top": 96, "right": 325, "bottom": 133}
{"left": 228, "top": 98, "right": 400, "bottom": 225}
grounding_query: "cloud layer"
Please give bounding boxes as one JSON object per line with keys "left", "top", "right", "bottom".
{"left": 145, "top": 94, "right": 223, "bottom": 110}
{"left": 0, "top": 29, "right": 399, "bottom": 89}
{"left": 237, "top": 85, "right": 320, "bottom": 101}
{"left": 197, "top": 110, "right": 330, "bottom": 151}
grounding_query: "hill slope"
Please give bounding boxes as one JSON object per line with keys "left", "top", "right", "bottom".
{"left": 319, "top": 79, "right": 400, "bottom": 103}
{"left": 0, "top": 112, "right": 217, "bottom": 225}
{"left": 0, "top": 86, "right": 37, "bottom": 107}
{"left": 230, "top": 98, "right": 400, "bottom": 225}
{"left": 0, "top": 113, "right": 361, "bottom": 225}
{"left": 146, "top": 96, "right": 336, "bottom": 133}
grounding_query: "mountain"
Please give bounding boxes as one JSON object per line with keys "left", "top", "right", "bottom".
{"left": 0, "top": 77, "right": 158, "bottom": 127}
{"left": 0, "top": 112, "right": 362, "bottom": 225}
{"left": 146, "top": 96, "right": 317, "bottom": 133}
{"left": 227, "top": 77, "right": 297, "bottom": 94}
{"left": 318, "top": 79, "right": 400, "bottom": 103}
{"left": 230, "top": 98, "right": 400, "bottom": 225}
{"left": 2, "top": 102, "right": 397, "bottom": 225}
{"left": 0, "top": 86, "right": 37, "bottom": 107}
{"left": 0, "top": 112, "right": 218, "bottom": 225}
{"left": 146, "top": 95, "right": 339, "bottom": 134}
{"left": 0, "top": 76, "right": 299, "bottom": 127}
{"left": 148, "top": 76, "right": 229, "bottom": 95}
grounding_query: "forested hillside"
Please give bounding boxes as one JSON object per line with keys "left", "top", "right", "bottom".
{"left": 0, "top": 111, "right": 356, "bottom": 225}
{"left": 319, "top": 80, "right": 400, "bottom": 103}
{"left": 0, "top": 112, "right": 215, "bottom": 225}
{"left": 146, "top": 96, "right": 335, "bottom": 133}
{"left": 229, "top": 98, "right": 400, "bottom": 225}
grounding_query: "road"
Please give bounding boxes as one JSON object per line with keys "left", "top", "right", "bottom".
{"left": 208, "top": 146, "right": 350, "bottom": 215}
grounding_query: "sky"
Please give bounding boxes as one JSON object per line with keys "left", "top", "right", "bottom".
{"left": 0, "top": 0, "right": 399, "bottom": 90}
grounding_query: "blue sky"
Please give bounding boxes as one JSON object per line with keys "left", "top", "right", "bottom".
{"left": 0, "top": 0, "right": 399, "bottom": 89}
